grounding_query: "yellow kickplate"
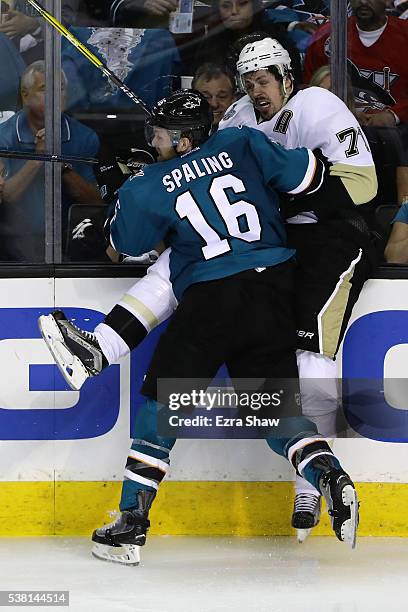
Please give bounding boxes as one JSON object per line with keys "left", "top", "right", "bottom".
{"left": 0, "top": 481, "right": 406, "bottom": 537}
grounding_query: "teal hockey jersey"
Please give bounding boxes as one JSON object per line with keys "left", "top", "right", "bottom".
{"left": 110, "top": 126, "right": 318, "bottom": 299}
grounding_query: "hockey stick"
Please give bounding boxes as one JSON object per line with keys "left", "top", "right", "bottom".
{"left": 0, "top": 149, "right": 98, "bottom": 164}
{"left": 24, "top": 0, "right": 152, "bottom": 117}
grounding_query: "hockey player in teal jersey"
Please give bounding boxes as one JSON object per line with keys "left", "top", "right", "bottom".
{"left": 110, "top": 115, "right": 318, "bottom": 299}
{"left": 40, "top": 90, "right": 358, "bottom": 564}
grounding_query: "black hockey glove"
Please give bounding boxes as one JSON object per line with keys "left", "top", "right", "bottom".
{"left": 96, "top": 149, "right": 154, "bottom": 205}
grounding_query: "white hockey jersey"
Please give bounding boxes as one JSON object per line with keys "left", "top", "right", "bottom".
{"left": 219, "top": 87, "right": 377, "bottom": 221}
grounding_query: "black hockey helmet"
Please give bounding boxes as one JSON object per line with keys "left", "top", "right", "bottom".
{"left": 145, "top": 89, "right": 213, "bottom": 149}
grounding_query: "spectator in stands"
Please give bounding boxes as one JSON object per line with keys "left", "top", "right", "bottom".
{"left": 0, "top": 60, "right": 102, "bottom": 262}
{"left": 192, "top": 63, "right": 237, "bottom": 127}
{"left": 0, "top": 0, "right": 81, "bottom": 65}
{"left": 191, "top": 0, "right": 302, "bottom": 83}
{"left": 389, "top": 0, "right": 408, "bottom": 19}
{"left": 384, "top": 202, "right": 408, "bottom": 263}
{"left": 0, "top": 1, "right": 79, "bottom": 64}
{"left": 309, "top": 62, "right": 408, "bottom": 207}
{"left": 0, "top": 0, "right": 44, "bottom": 63}
{"left": 96, "top": 0, "right": 179, "bottom": 28}
{"left": 309, "top": 63, "right": 331, "bottom": 88}
{"left": 261, "top": 0, "right": 330, "bottom": 52}
{"left": 303, "top": 0, "right": 408, "bottom": 128}
{"left": 0, "top": 31, "right": 26, "bottom": 112}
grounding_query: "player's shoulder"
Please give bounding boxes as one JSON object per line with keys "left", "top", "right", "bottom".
{"left": 218, "top": 94, "right": 255, "bottom": 128}
{"left": 289, "top": 87, "right": 350, "bottom": 118}
{"left": 290, "top": 86, "right": 340, "bottom": 107}
{"left": 225, "top": 94, "right": 252, "bottom": 114}
{"left": 119, "top": 161, "right": 156, "bottom": 195}
{"left": 214, "top": 123, "right": 252, "bottom": 137}
{"left": 212, "top": 124, "right": 265, "bottom": 146}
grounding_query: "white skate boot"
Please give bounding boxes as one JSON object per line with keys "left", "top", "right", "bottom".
{"left": 38, "top": 310, "right": 107, "bottom": 390}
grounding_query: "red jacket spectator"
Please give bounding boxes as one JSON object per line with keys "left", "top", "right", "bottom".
{"left": 303, "top": 15, "right": 408, "bottom": 123}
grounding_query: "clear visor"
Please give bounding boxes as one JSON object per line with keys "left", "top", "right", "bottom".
{"left": 237, "top": 72, "right": 250, "bottom": 94}
{"left": 144, "top": 124, "right": 183, "bottom": 149}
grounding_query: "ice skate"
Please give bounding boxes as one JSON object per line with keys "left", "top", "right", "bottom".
{"left": 291, "top": 493, "right": 321, "bottom": 543}
{"left": 91, "top": 510, "right": 149, "bottom": 566}
{"left": 38, "top": 310, "right": 107, "bottom": 391}
{"left": 317, "top": 463, "right": 359, "bottom": 549}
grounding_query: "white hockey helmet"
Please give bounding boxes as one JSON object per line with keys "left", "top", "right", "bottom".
{"left": 236, "top": 37, "right": 292, "bottom": 91}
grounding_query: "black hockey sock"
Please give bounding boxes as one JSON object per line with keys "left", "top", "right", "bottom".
{"left": 290, "top": 440, "right": 339, "bottom": 489}
{"left": 103, "top": 305, "right": 148, "bottom": 350}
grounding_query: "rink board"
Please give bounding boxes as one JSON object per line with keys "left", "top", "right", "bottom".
{"left": 0, "top": 275, "right": 408, "bottom": 536}
{"left": 2, "top": 481, "right": 408, "bottom": 537}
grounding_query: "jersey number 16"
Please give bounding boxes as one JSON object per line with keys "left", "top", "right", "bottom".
{"left": 175, "top": 173, "right": 261, "bottom": 260}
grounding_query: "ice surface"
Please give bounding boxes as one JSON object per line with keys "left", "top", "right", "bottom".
{"left": 0, "top": 536, "right": 405, "bottom": 612}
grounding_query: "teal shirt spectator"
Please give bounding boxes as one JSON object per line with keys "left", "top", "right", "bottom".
{"left": 0, "top": 34, "right": 26, "bottom": 112}
{"left": 392, "top": 203, "right": 408, "bottom": 224}
{"left": 0, "top": 110, "right": 100, "bottom": 261}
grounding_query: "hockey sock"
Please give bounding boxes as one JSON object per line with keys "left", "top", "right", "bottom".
{"left": 295, "top": 473, "right": 320, "bottom": 495}
{"left": 266, "top": 416, "right": 318, "bottom": 457}
{"left": 94, "top": 304, "right": 147, "bottom": 365}
{"left": 288, "top": 438, "right": 341, "bottom": 491}
{"left": 295, "top": 352, "right": 339, "bottom": 495}
{"left": 120, "top": 399, "right": 176, "bottom": 511}
{"left": 93, "top": 250, "right": 176, "bottom": 364}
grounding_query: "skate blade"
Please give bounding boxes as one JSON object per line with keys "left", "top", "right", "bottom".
{"left": 341, "top": 485, "right": 359, "bottom": 549}
{"left": 91, "top": 542, "right": 141, "bottom": 566}
{"left": 297, "top": 528, "right": 312, "bottom": 543}
{"left": 38, "top": 315, "right": 89, "bottom": 391}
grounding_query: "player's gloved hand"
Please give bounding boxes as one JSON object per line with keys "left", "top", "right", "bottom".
{"left": 121, "top": 250, "right": 159, "bottom": 264}
{"left": 96, "top": 157, "right": 131, "bottom": 205}
{"left": 96, "top": 149, "right": 154, "bottom": 205}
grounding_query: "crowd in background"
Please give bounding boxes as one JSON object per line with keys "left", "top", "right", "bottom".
{"left": 0, "top": 0, "right": 407, "bottom": 263}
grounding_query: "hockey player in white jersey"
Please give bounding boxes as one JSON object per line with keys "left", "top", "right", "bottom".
{"left": 39, "top": 38, "right": 376, "bottom": 545}
{"left": 219, "top": 36, "right": 377, "bottom": 540}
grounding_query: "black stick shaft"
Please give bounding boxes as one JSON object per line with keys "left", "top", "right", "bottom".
{"left": 0, "top": 150, "right": 98, "bottom": 164}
